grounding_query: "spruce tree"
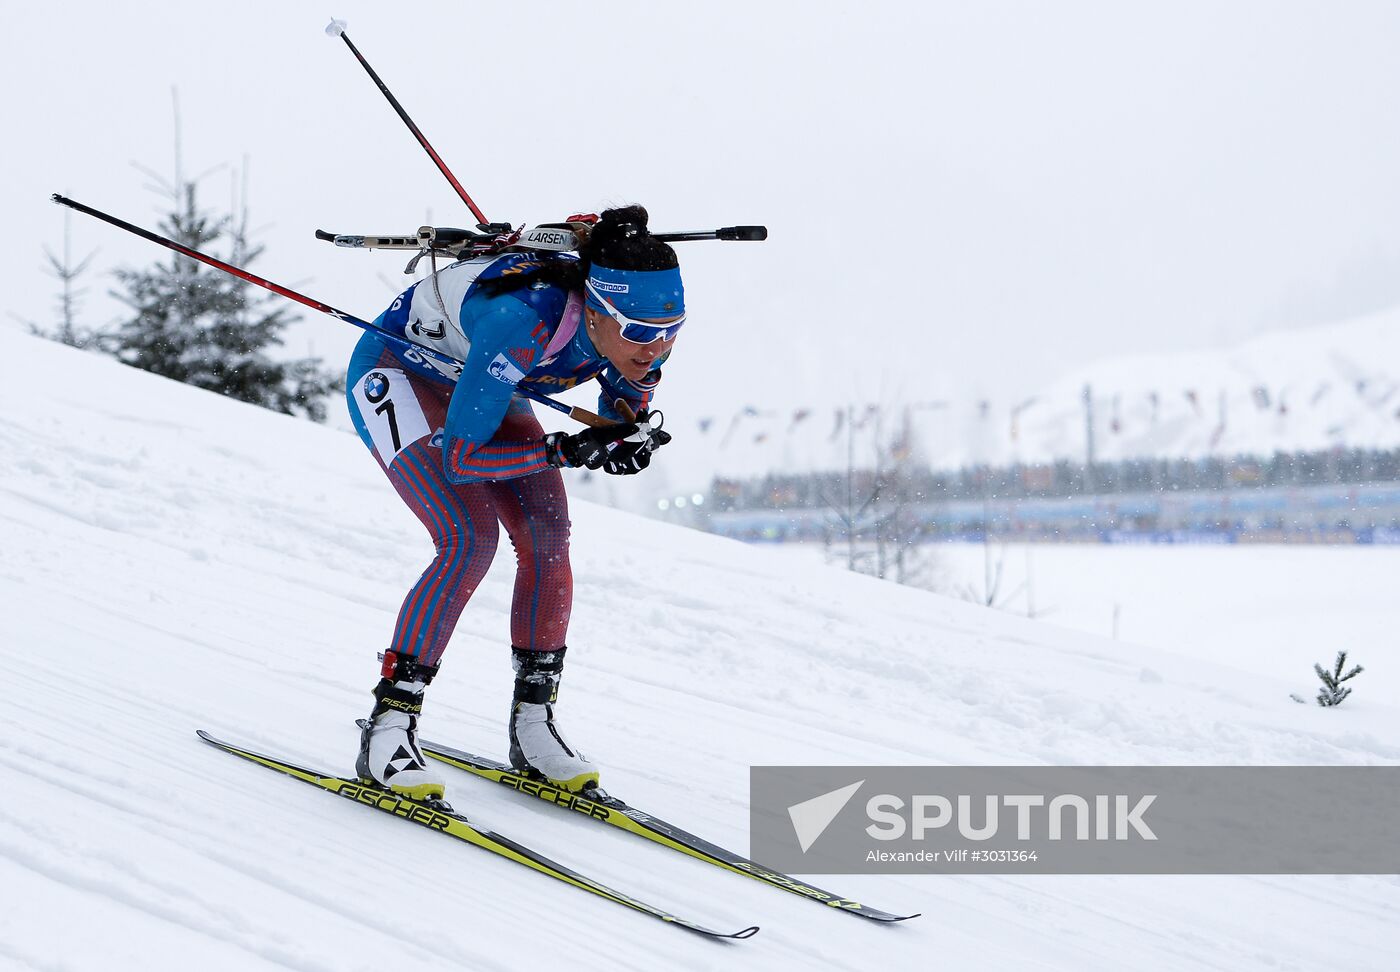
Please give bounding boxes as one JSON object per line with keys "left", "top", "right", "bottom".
{"left": 109, "top": 180, "right": 340, "bottom": 421}
{"left": 24, "top": 207, "right": 104, "bottom": 350}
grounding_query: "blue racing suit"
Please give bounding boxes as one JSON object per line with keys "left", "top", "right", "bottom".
{"left": 347, "top": 251, "right": 662, "bottom": 483}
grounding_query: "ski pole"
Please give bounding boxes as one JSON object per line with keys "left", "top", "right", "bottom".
{"left": 49, "top": 193, "right": 620, "bottom": 430}
{"left": 322, "top": 22, "right": 765, "bottom": 247}
{"left": 324, "top": 20, "right": 497, "bottom": 230}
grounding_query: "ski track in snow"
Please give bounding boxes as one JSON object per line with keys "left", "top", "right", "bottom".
{"left": 2, "top": 329, "right": 1398, "bottom": 970}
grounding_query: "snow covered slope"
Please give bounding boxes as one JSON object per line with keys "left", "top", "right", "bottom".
{"left": 2, "top": 328, "right": 1398, "bottom": 971}
{"left": 990, "top": 305, "right": 1400, "bottom": 466}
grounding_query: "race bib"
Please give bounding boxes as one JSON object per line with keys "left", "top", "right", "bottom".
{"left": 351, "top": 368, "right": 432, "bottom": 465}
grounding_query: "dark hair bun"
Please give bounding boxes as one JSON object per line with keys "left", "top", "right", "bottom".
{"left": 595, "top": 204, "right": 649, "bottom": 241}
{"left": 472, "top": 203, "right": 678, "bottom": 300}
{"left": 588, "top": 204, "right": 677, "bottom": 272}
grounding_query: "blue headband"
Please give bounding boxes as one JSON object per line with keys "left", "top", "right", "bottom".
{"left": 585, "top": 264, "right": 686, "bottom": 320}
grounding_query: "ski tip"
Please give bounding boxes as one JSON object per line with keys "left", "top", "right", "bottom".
{"left": 195, "top": 729, "right": 232, "bottom": 751}
{"left": 844, "top": 908, "right": 920, "bottom": 923}
{"left": 325, "top": 18, "right": 348, "bottom": 38}
{"left": 730, "top": 925, "right": 761, "bottom": 940}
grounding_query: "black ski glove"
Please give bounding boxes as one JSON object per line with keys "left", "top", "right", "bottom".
{"left": 543, "top": 422, "right": 639, "bottom": 470}
{"left": 600, "top": 409, "right": 672, "bottom": 476}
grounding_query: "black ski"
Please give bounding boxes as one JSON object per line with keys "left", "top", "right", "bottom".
{"left": 420, "top": 739, "right": 918, "bottom": 924}
{"left": 196, "top": 730, "right": 758, "bottom": 940}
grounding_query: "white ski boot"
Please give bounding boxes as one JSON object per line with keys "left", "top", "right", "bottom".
{"left": 508, "top": 647, "right": 599, "bottom": 793}
{"left": 356, "top": 651, "right": 445, "bottom": 802}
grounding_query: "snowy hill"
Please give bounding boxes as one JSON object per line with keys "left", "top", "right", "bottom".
{"left": 2, "top": 328, "right": 1398, "bottom": 971}
{"left": 995, "top": 306, "right": 1400, "bottom": 467}
{"left": 694, "top": 308, "right": 1400, "bottom": 483}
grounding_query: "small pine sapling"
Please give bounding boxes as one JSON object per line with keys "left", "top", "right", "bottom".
{"left": 1312, "top": 651, "right": 1364, "bottom": 707}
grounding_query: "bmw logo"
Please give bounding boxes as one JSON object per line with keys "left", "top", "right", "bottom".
{"left": 363, "top": 372, "right": 389, "bottom": 404}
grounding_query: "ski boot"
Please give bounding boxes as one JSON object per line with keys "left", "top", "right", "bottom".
{"left": 356, "top": 650, "right": 446, "bottom": 802}
{"left": 508, "top": 646, "right": 600, "bottom": 794}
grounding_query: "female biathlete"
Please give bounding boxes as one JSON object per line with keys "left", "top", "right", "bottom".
{"left": 345, "top": 206, "right": 682, "bottom": 801}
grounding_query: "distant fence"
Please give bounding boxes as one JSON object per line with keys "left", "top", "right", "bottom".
{"left": 698, "top": 482, "right": 1400, "bottom": 545}
{"left": 707, "top": 446, "right": 1400, "bottom": 512}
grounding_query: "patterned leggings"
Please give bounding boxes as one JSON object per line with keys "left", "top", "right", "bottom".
{"left": 347, "top": 344, "right": 572, "bottom": 666}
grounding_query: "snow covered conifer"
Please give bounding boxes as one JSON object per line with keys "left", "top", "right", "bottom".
{"left": 109, "top": 180, "right": 340, "bottom": 421}
{"left": 1313, "top": 650, "right": 1364, "bottom": 707}
{"left": 25, "top": 206, "right": 104, "bottom": 351}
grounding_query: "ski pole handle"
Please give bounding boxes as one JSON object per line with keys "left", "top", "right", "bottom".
{"left": 514, "top": 387, "right": 616, "bottom": 429}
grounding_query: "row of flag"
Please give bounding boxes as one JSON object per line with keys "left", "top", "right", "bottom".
{"left": 692, "top": 402, "right": 948, "bottom": 448}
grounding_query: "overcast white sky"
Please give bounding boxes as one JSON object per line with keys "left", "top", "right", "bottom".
{"left": 5, "top": 0, "right": 1400, "bottom": 422}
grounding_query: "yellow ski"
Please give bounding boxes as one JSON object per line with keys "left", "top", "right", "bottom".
{"left": 421, "top": 739, "right": 918, "bottom": 923}
{"left": 196, "top": 730, "right": 758, "bottom": 940}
